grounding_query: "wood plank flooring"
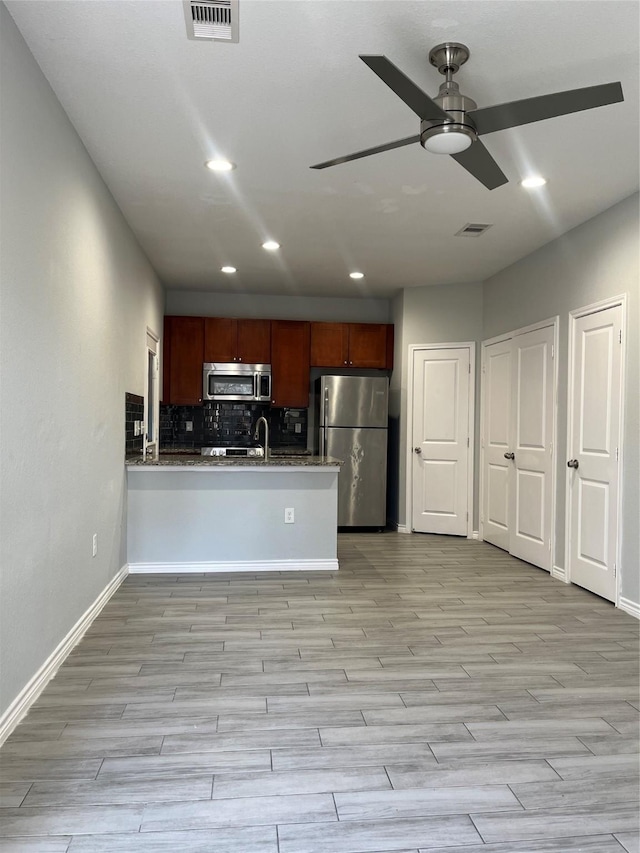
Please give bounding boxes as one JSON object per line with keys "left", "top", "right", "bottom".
{"left": 1, "top": 533, "right": 638, "bottom": 852}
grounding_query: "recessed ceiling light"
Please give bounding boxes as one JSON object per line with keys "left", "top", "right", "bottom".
{"left": 520, "top": 176, "right": 547, "bottom": 189}
{"left": 262, "top": 241, "right": 280, "bottom": 251}
{"left": 205, "top": 159, "right": 236, "bottom": 172}
{"left": 349, "top": 272, "right": 364, "bottom": 280}
{"left": 221, "top": 266, "right": 236, "bottom": 274}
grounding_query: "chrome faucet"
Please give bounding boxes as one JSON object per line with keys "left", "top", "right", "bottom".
{"left": 253, "top": 416, "right": 269, "bottom": 459}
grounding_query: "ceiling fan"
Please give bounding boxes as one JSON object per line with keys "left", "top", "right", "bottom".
{"left": 310, "top": 43, "right": 624, "bottom": 189}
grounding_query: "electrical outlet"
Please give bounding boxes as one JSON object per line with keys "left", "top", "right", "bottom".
{"left": 92, "top": 534, "right": 98, "bottom": 557}
{"left": 186, "top": 421, "right": 193, "bottom": 432}
{"left": 284, "top": 508, "right": 295, "bottom": 524}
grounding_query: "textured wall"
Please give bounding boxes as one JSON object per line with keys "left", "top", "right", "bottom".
{"left": 0, "top": 6, "right": 164, "bottom": 719}
{"left": 165, "top": 289, "right": 391, "bottom": 324}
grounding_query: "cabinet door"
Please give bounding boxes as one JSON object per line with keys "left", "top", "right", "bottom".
{"left": 237, "top": 319, "right": 271, "bottom": 364}
{"left": 270, "top": 320, "right": 310, "bottom": 408}
{"left": 165, "top": 316, "right": 204, "bottom": 404}
{"left": 348, "top": 323, "right": 390, "bottom": 368}
{"left": 310, "top": 322, "right": 349, "bottom": 367}
{"left": 204, "top": 318, "right": 236, "bottom": 363}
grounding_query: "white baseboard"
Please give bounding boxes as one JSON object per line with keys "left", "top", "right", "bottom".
{"left": 619, "top": 597, "right": 640, "bottom": 620}
{"left": 392, "top": 524, "right": 410, "bottom": 534}
{"left": 0, "top": 564, "right": 128, "bottom": 746}
{"left": 128, "top": 559, "right": 339, "bottom": 574}
{"left": 552, "top": 564, "right": 568, "bottom": 583}
{"left": 471, "top": 530, "right": 479, "bottom": 540}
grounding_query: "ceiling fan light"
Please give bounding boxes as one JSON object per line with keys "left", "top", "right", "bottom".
{"left": 423, "top": 130, "right": 473, "bottom": 155}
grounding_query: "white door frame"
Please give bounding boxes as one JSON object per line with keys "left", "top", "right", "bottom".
{"left": 406, "top": 342, "right": 476, "bottom": 539}
{"left": 144, "top": 327, "right": 160, "bottom": 459}
{"left": 565, "top": 294, "right": 627, "bottom": 607}
{"left": 479, "top": 316, "right": 559, "bottom": 570}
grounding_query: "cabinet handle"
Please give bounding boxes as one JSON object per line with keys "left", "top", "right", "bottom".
{"left": 344, "top": 361, "right": 348, "bottom": 365}
{"left": 567, "top": 459, "right": 579, "bottom": 469}
{"left": 349, "top": 361, "right": 353, "bottom": 365}
{"left": 504, "top": 452, "right": 515, "bottom": 460}
{"left": 238, "top": 357, "right": 242, "bottom": 362}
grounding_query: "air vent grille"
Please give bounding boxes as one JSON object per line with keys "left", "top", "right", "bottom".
{"left": 184, "top": 0, "right": 238, "bottom": 42}
{"left": 455, "top": 223, "right": 493, "bottom": 237}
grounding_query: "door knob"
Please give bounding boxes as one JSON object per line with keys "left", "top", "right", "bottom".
{"left": 504, "top": 452, "right": 515, "bottom": 460}
{"left": 567, "top": 459, "right": 579, "bottom": 469}
{"left": 414, "top": 447, "right": 422, "bottom": 454}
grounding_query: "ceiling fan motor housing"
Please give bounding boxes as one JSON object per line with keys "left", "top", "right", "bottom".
{"left": 420, "top": 80, "right": 478, "bottom": 150}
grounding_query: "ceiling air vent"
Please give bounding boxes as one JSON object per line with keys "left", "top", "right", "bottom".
{"left": 455, "top": 223, "right": 493, "bottom": 237}
{"left": 184, "top": 0, "right": 239, "bottom": 42}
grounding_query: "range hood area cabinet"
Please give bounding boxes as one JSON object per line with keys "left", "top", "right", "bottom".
{"left": 310, "top": 322, "right": 393, "bottom": 369}
{"left": 162, "top": 315, "right": 394, "bottom": 406}
{"left": 204, "top": 318, "right": 271, "bottom": 364}
{"left": 270, "top": 320, "right": 311, "bottom": 408}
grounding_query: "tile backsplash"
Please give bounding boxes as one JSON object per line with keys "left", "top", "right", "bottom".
{"left": 125, "top": 392, "right": 144, "bottom": 455}
{"left": 160, "top": 402, "right": 307, "bottom": 451}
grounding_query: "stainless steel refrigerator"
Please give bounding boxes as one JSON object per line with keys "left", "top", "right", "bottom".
{"left": 315, "top": 375, "right": 389, "bottom": 527}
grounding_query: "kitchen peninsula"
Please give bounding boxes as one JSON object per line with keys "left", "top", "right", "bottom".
{"left": 126, "top": 454, "right": 342, "bottom": 573}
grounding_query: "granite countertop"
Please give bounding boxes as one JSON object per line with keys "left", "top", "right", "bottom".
{"left": 126, "top": 453, "right": 342, "bottom": 468}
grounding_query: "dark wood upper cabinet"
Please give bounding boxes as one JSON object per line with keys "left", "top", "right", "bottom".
{"left": 163, "top": 316, "right": 204, "bottom": 405}
{"left": 310, "top": 322, "right": 393, "bottom": 369}
{"left": 310, "top": 322, "right": 349, "bottom": 367}
{"left": 235, "top": 319, "right": 271, "bottom": 364}
{"left": 270, "top": 320, "right": 310, "bottom": 408}
{"left": 204, "top": 318, "right": 271, "bottom": 364}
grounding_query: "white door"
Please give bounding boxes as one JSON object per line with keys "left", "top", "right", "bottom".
{"left": 481, "top": 323, "right": 555, "bottom": 571}
{"left": 568, "top": 305, "right": 622, "bottom": 602}
{"left": 412, "top": 347, "right": 471, "bottom": 535}
{"left": 482, "top": 339, "right": 512, "bottom": 551}
{"left": 509, "top": 325, "right": 555, "bottom": 570}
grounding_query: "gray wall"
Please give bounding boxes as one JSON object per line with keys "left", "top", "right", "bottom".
{"left": 483, "top": 193, "right": 639, "bottom": 604}
{"left": 392, "top": 282, "right": 484, "bottom": 528}
{"left": 0, "top": 6, "right": 164, "bottom": 719}
{"left": 166, "top": 289, "right": 391, "bottom": 323}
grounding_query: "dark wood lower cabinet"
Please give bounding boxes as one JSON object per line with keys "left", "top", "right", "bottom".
{"left": 270, "top": 320, "right": 311, "bottom": 408}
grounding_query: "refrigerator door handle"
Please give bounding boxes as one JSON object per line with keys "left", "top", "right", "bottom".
{"left": 324, "top": 388, "right": 329, "bottom": 429}
{"left": 320, "top": 428, "right": 325, "bottom": 457}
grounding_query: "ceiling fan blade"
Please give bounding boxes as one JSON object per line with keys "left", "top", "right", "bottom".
{"left": 359, "top": 55, "right": 450, "bottom": 122}
{"left": 468, "top": 82, "right": 623, "bottom": 136}
{"left": 310, "top": 135, "right": 420, "bottom": 169}
{"left": 451, "top": 140, "right": 508, "bottom": 190}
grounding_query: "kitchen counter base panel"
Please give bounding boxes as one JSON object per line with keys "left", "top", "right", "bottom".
{"left": 127, "top": 467, "right": 339, "bottom": 573}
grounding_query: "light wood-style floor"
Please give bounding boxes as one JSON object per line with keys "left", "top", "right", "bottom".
{"left": 1, "top": 533, "right": 639, "bottom": 852}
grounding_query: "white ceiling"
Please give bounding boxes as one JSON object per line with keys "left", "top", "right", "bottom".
{"left": 7, "top": 0, "right": 639, "bottom": 298}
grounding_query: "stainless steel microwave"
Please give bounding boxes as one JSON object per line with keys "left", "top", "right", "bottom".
{"left": 202, "top": 363, "right": 272, "bottom": 403}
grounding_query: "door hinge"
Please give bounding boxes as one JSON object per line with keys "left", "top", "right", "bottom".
{"left": 616, "top": 447, "right": 619, "bottom": 461}
{"left": 614, "top": 562, "right": 617, "bottom": 577}
{"left": 619, "top": 329, "right": 622, "bottom": 344}
{"left": 482, "top": 364, "right": 486, "bottom": 374}
{"left": 551, "top": 344, "right": 555, "bottom": 359}
{"left": 467, "top": 437, "right": 470, "bottom": 447}
{"left": 468, "top": 363, "right": 471, "bottom": 374}
{"left": 550, "top": 442, "right": 553, "bottom": 456}
{"left": 466, "top": 512, "right": 469, "bottom": 521}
